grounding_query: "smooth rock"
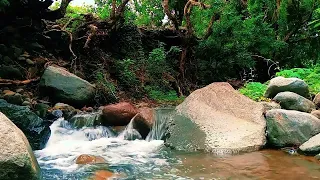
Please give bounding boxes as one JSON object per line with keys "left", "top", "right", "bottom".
{"left": 166, "top": 82, "right": 266, "bottom": 155}
{"left": 311, "top": 110, "right": 320, "bottom": 119}
{"left": 40, "top": 66, "right": 96, "bottom": 107}
{"left": 26, "top": 59, "right": 35, "bottom": 65}
{"left": 75, "top": 154, "right": 106, "bottom": 165}
{"left": 265, "top": 76, "right": 309, "bottom": 98}
{"left": 52, "top": 103, "right": 78, "bottom": 120}
{"left": 15, "top": 88, "right": 24, "bottom": 93}
{"left": 259, "top": 101, "right": 281, "bottom": 111}
{"left": 101, "top": 102, "right": 138, "bottom": 126}
{"left": 3, "top": 90, "right": 15, "bottom": 96}
{"left": 299, "top": 133, "right": 320, "bottom": 155}
{"left": 34, "top": 103, "right": 51, "bottom": 118}
{"left": 266, "top": 109, "right": 320, "bottom": 147}
{"left": 133, "top": 107, "right": 155, "bottom": 138}
{"left": 0, "top": 112, "right": 41, "bottom": 180}
{"left": 273, "top": 92, "right": 316, "bottom": 112}
{"left": 22, "top": 101, "right": 32, "bottom": 107}
{"left": 0, "top": 65, "right": 24, "bottom": 80}
{"left": 0, "top": 99, "right": 50, "bottom": 150}
{"left": 4, "top": 93, "right": 24, "bottom": 105}
{"left": 313, "top": 93, "right": 320, "bottom": 108}
{"left": 90, "top": 170, "right": 114, "bottom": 180}
{"left": 18, "top": 56, "right": 26, "bottom": 61}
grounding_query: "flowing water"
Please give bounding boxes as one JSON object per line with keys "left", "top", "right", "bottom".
{"left": 35, "top": 108, "right": 320, "bottom": 180}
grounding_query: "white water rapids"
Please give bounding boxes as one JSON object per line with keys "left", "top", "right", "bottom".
{"left": 34, "top": 109, "right": 188, "bottom": 179}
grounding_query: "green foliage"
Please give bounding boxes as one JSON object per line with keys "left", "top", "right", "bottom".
{"left": 239, "top": 82, "right": 268, "bottom": 101}
{"left": 0, "top": 0, "right": 9, "bottom": 11}
{"left": 95, "top": 71, "right": 118, "bottom": 103}
{"left": 145, "top": 86, "right": 185, "bottom": 104}
{"left": 132, "top": 0, "right": 164, "bottom": 27}
{"left": 276, "top": 66, "right": 320, "bottom": 94}
{"left": 115, "top": 59, "right": 139, "bottom": 88}
{"left": 276, "top": 68, "right": 313, "bottom": 80}
{"left": 146, "top": 44, "right": 169, "bottom": 86}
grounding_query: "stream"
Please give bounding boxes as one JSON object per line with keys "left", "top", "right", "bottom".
{"left": 34, "top": 108, "right": 320, "bottom": 180}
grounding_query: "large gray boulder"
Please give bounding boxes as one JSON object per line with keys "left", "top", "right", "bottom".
{"left": 273, "top": 92, "right": 316, "bottom": 112}
{"left": 40, "top": 66, "right": 96, "bottom": 107}
{"left": 0, "top": 112, "right": 41, "bottom": 180}
{"left": 0, "top": 99, "right": 50, "bottom": 150}
{"left": 166, "top": 82, "right": 266, "bottom": 155}
{"left": 266, "top": 109, "right": 320, "bottom": 147}
{"left": 299, "top": 133, "right": 320, "bottom": 155}
{"left": 265, "top": 77, "right": 309, "bottom": 98}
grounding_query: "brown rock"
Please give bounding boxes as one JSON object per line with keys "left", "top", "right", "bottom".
{"left": 134, "top": 107, "right": 155, "bottom": 138}
{"left": 101, "top": 102, "right": 138, "bottom": 126}
{"left": 90, "top": 170, "right": 114, "bottom": 180}
{"left": 3, "top": 90, "right": 15, "bottom": 96}
{"left": 112, "top": 126, "right": 126, "bottom": 133}
{"left": 75, "top": 154, "right": 106, "bottom": 165}
{"left": 314, "top": 93, "right": 320, "bottom": 108}
{"left": 311, "top": 110, "right": 320, "bottom": 119}
{"left": 2, "top": 89, "right": 13, "bottom": 94}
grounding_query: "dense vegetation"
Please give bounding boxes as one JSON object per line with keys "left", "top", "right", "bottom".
{"left": 1, "top": 0, "right": 320, "bottom": 104}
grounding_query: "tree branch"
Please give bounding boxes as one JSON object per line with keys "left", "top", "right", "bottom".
{"left": 162, "top": 0, "right": 181, "bottom": 31}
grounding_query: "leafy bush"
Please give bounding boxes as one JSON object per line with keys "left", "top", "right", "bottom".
{"left": 276, "top": 68, "right": 313, "bottom": 80}
{"left": 239, "top": 82, "right": 268, "bottom": 101}
{"left": 0, "top": 0, "right": 9, "bottom": 11}
{"left": 145, "top": 86, "right": 184, "bottom": 104}
{"left": 95, "top": 71, "right": 118, "bottom": 103}
{"left": 115, "top": 59, "right": 139, "bottom": 89}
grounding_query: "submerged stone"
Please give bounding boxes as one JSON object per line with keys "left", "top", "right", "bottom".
{"left": 75, "top": 154, "right": 106, "bottom": 165}
{"left": 299, "top": 133, "right": 320, "bottom": 155}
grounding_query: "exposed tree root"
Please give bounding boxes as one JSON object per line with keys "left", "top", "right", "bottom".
{"left": 0, "top": 78, "right": 40, "bottom": 86}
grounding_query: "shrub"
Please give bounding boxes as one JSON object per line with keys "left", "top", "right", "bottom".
{"left": 115, "top": 59, "right": 139, "bottom": 89}
{"left": 145, "top": 86, "right": 184, "bottom": 104}
{"left": 94, "top": 71, "right": 118, "bottom": 104}
{"left": 239, "top": 82, "right": 268, "bottom": 101}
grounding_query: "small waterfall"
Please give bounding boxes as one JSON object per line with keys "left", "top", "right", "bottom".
{"left": 68, "top": 113, "right": 101, "bottom": 128}
{"left": 118, "top": 114, "right": 142, "bottom": 140}
{"left": 45, "top": 118, "right": 115, "bottom": 148}
{"left": 146, "top": 108, "right": 173, "bottom": 141}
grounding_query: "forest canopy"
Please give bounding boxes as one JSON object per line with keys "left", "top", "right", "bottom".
{"left": 1, "top": 0, "right": 320, "bottom": 99}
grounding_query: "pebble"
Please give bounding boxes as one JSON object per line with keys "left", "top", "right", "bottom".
{"left": 26, "top": 59, "right": 35, "bottom": 65}
{"left": 18, "top": 56, "right": 26, "bottom": 61}
{"left": 22, "top": 101, "right": 32, "bottom": 106}
{"left": 4, "top": 91, "right": 15, "bottom": 96}
{"left": 15, "top": 88, "right": 24, "bottom": 93}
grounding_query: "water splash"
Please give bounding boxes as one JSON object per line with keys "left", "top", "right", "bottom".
{"left": 34, "top": 108, "right": 186, "bottom": 180}
{"left": 118, "top": 114, "right": 142, "bottom": 140}
{"left": 45, "top": 118, "right": 115, "bottom": 148}
{"left": 146, "top": 108, "right": 173, "bottom": 141}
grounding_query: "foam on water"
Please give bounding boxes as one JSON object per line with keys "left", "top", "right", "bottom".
{"left": 35, "top": 117, "right": 184, "bottom": 179}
